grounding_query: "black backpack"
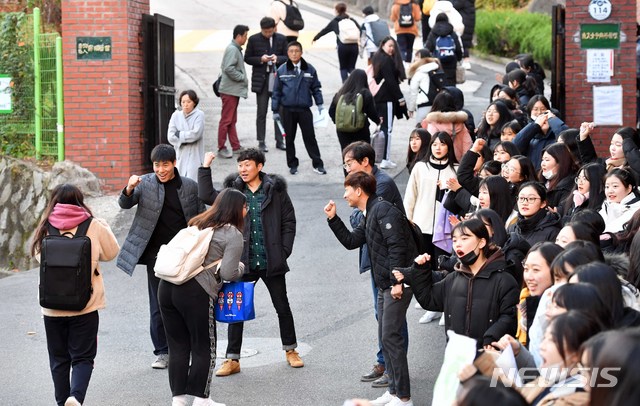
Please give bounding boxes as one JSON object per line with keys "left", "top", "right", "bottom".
{"left": 278, "top": 0, "right": 304, "bottom": 31}
{"left": 39, "top": 218, "right": 94, "bottom": 311}
{"left": 398, "top": 3, "right": 415, "bottom": 27}
{"left": 420, "top": 69, "right": 446, "bottom": 106}
{"left": 406, "top": 218, "right": 427, "bottom": 256}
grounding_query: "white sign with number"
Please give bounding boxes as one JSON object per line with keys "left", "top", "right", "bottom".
{"left": 589, "top": 0, "right": 612, "bottom": 21}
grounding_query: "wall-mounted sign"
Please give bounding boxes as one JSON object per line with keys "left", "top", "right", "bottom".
{"left": 580, "top": 23, "right": 620, "bottom": 49}
{"left": 76, "top": 37, "right": 112, "bottom": 60}
{"left": 588, "top": 0, "right": 612, "bottom": 21}
{"left": 0, "top": 75, "right": 12, "bottom": 114}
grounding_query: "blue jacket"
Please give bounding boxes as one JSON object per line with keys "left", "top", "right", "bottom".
{"left": 513, "top": 117, "right": 568, "bottom": 171}
{"left": 272, "top": 58, "right": 323, "bottom": 112}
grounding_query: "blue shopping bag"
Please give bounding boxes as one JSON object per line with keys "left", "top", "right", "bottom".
{"left": 215, "top": 282, "right": 256, "bottom": 323}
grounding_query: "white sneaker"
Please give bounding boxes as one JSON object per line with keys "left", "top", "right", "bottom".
{"left": 370, "top": 391, "right": 394, "bottom": 406}
{"left": 380, "top": 160, "right": 397, "bottom": 169}
{"left": 192, "top": 397, "right": 226, "bottom": 406}
{"left": 64, "top": 397, "right": 81, "bottom": 406}
{"left": 414, "top": 302, "right": 423, "bottom": 309}
{"left": 172, "top": 395, "right": 189, "bottom": 406}
{"left": 386, "top": 397, "right": 414, "bottom": 406}
{"left": 419, "top": 311, "right": 442, "bottom": 324}
{"left": 439, "top": 313, "right": 446, "bottom": 326}
{"left": 462, "top": 60, "right": 471, "bottom": 70}
{"left": 151, "top": 353, "right": 169, "bottom": 369}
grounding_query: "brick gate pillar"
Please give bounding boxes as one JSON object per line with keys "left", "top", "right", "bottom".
{"left": 61, "top": 0, "right": 150, "bottom": 191}
{"left": 563, "top": 1, "right": 637, "bottom": 156}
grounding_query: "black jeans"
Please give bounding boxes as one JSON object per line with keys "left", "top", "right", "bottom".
{"left": 375, "top": 101, "right": 394, "bottom": 161}
{"left": 396, "top": 33, "right": 415, "bottom": 63}
{"left": 226, "top": 271, "right": 297, "bottom": 359}
{"left": 337, "top": 43, "right": 359, "bottom": 82}
{"left": 282, "top": 108, "right": 324, "bottom": 169}
{"left": 143, "top": 257, "right": 168, "bottom": 355}
{"left": 256, "top": 85, "right": 283, "bottom": 145}
{"left": 44, "top": 311, "right": 99, "bottom": 406}
{"left": 378, "top": 287, "right": 412, "bottom": 399}
{"left": 158, "top": 278, "right": 216, "bottom": 398}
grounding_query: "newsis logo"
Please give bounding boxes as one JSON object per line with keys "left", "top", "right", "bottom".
{"left": 489, "top": 367, "right": 620, "bottom": 388}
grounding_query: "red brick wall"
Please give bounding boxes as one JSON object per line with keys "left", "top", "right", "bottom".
{"left": 61, "top": 0, "right": 149, "bottom": 192}
{"left": 564, "top": 0, "right": 637, "bottom": 157}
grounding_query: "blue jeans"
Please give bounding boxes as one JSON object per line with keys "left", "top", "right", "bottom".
{"left": 371, "top": 272, "right": 409, "bottom": 366}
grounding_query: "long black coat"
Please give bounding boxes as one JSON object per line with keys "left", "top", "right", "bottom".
{"left": 244, "top": 31, "right": 288, "bottom": 93}
{"left": 403, "top": 248, "right": 519, "bottom": 348}
{"left": 197, "top": 168, "right": 296, "bottom": 277}
{"left": 328, "top": 195, "right": 417, "bottom": 290}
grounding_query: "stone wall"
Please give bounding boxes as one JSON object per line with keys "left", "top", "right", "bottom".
{"left": 0, "top": 156, "right": 101, "bottom": 271}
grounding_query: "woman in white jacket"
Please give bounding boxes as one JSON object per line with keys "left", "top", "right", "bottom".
{"left": 404, "top": 131, "right": 458, "bottom": 269}
{"left": 407, "top": 49, "right": 441, "bottom": 124}
{"left": 168, "top": 90, "right": 205, "bottom": 180}
{"left": 599, "top": 168, "right": 640, "bottom": 233}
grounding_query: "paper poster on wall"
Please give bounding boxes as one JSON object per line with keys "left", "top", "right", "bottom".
{"left": 0, "top": 75, "right": 12, "bottom": 114}
{"left": 586, "top": 49, "right": 613, "bottom": 82}
{"left": 593, "top": 85, "right": 622, "bottom": 125}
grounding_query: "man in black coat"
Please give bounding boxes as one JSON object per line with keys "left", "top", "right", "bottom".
{"left": 197, "top": 148, "right": 302, "bottom": 375}
{"left": 325, "top": 171, "right": 417, "bottom": 406}
{"left": 244, "top": 17, "right": 289, "bottom": 152}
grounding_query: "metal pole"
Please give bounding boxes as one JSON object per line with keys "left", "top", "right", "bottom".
{"left": 33, "top": 7, "right": 42, "bottom": 159}
{"left": 55, "top": 36, "right": 64, "bottom": 161}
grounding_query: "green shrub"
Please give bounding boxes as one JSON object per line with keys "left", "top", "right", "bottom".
{"left": 475, "top": 9, "right": 552, "bottom": 69}
{"left": 476, "top": 0, "right": 528, "bottom": 9}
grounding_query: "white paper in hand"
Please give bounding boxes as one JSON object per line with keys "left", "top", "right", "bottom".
{"left": 431, "top": 330, "right": 478, "bottom": 406}
{"left": 313, "top": 109, "right": 329, "bottom": 128}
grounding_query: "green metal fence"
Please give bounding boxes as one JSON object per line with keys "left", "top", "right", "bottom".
{"left": 0, "top": 7, "right": 63, "bottom": 160}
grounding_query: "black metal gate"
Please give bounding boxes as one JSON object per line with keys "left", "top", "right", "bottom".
{"left": 551, "top": 5, "right": 565, "bottom": 120}
{"left": 142, "top": 13, "right": 175, "bottom": 169}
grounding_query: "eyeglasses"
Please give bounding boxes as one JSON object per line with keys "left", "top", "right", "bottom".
{"left": 342, "top": 159, "right": 356, "bottom": 170}
{"left": 502, "top": 164, "right": 520, "bottom": 174}
{"left": 518, "top": 196, "right": 541, "bottom": 204}
{"left": 575, "top": 176, "right": 588, "bottom": 184}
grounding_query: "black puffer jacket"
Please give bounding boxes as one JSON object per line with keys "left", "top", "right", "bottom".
{"left": 244, "top": 31, "right": 288, "bottom": 93}
{"left": 546, "top": 175, "right": 576, "bottom": 212}
{"left": 508, "top": 210, "right": 562, "bottom": 247}
{"left": 328, "top": 195, "right": 417, "bottom": 290}
{"left": 197, "top": 168, "right": 296, "bottom": 277}
{"left": 402, "top": 248, "right": 519, "bottom": 348}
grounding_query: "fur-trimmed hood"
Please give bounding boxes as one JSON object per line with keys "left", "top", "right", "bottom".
{"left": 285, "top": 57, "right": 309, "bottom": 71}
{"left": 426, "top": 110, "right": 468, "bottom": 124}
{"left": 223, "top": 172, "right": 289, "bottom": 193}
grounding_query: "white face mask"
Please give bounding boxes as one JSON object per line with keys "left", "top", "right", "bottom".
{"left": 542, "top": 170, "right": 555, "bottom": 180}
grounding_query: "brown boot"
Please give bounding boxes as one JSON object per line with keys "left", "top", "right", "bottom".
{"left": 215, "top": 359, "right": 240, "bottom": 376}
{"left": 285, "top": 350, "right": 304, "bottom": 368}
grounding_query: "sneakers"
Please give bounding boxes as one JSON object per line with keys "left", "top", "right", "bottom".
{"left": 233, "top": 147, "right": 245, "bottom": 155}
{"left": 386, "top": 397, "right": 413, "bottom": 406}
{"left": 289, "top": 166, "right": 298, "bottom": 175}
{"left": 286, "top": 349, "right": 304, "bottom": 368}
{"left": 192, "top": 397, "right": 226, "bottom": 406}
{"left": 215, "top": 359, "right": 240, "bottom": 376}
{"left": 313, "top": 166, "right": 327, "bottom": 175}
{"left": 462, "top": 60, "right": 472, "bottom": 70}
{"left": 361, "top": 363, "right": 385, "bottom": 382}
{"left": 218, "top": 148, "right": 233, "bottom": 159}
{"left": 151, "top": 353, "right": 169, "bottom": 369}
{"left": 369, "top": 390, "right": 394, "bottom": 406}
{"left": 172, "top": 395, "right": 189, "bottom": 406}
{"left": 379, "top": 159, "right": 397, "bottom": 169}
{"left": 64, "top": 397, "right": 81, "bottom": 406}
{"left": 419, "top": 311, "right": 442, "bottom": 324}
{"left": 371, "top": 373, "right": 390, "bottom": 388}
{"left": 259, "top": 142, "right": 269, "bottom": 152}
{"left": 276, "top": 142, "right": 286, "bottom": 151}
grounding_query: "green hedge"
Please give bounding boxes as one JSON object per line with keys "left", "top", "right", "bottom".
{"left": 475, "top": 9, "right": 552, "bottom": 69}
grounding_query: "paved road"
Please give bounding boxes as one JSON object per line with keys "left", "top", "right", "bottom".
{"left": 0, "top": 1, "right": 510, "bottom": 405}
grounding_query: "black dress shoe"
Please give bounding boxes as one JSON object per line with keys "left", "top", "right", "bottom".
{"left": 276, "top": 142, "right": 286, "bottom": 150}
{"left": 259, "top": 143, "right": 269, "bottom": 152}
{"left": 371, "top": 373, "right": 390, "bottom": 388}
{"left": 361, "top": 364, "right": 385, "bottom": 382}
{"left": 289, "top": 166, "right": 298, "bottom": 175}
